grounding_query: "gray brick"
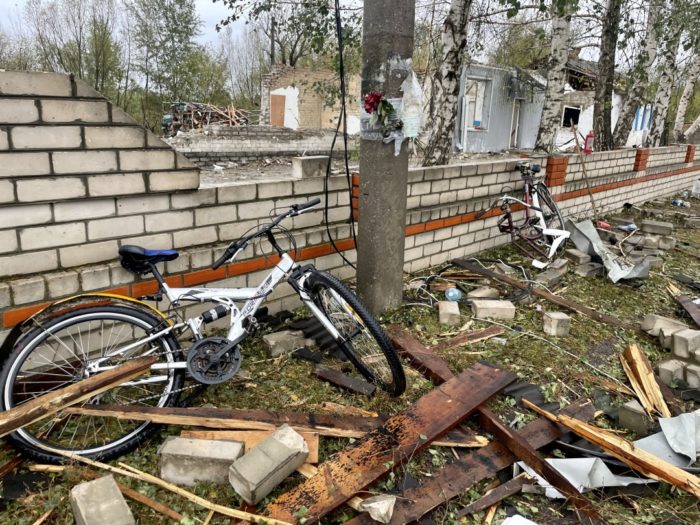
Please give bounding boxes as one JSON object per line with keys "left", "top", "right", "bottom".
{"left": 0, "top": 99, "right": 39, "bottom": 123}
{"left": 53, "top": 151, "right": 118, "bottom": 174}
{"left": 173, "top": 227, "right": 217, "bottom": 248}
{"left": 218, "top": 220, "right": 260, "bottom": 242}
{"left": 0, "top": 282, "right": 10, "bottom": 308}
{"left": 70, "top": 475, "right": 135, "bottom": 525}
{"left": 217, "top": 184, "right": 257, "bottom": 203}
{"left": 258, "top": 181, "right": 293, "bottom": 198}
{"left": 88, "top": 173, "right": 145, "bottom": 196}
{"left": 170, "top": 188, "right": 216, "bottom": 209}
{"left": 110, "top": 105, "right": 137, "bottom": 124}
{"left": 12, "top": 126, "right": 82, "bottom": 149}
{"left": 59, "top": 240, "right": 118, "bottom": 267}
{"left": 0, "top": 71, "right": 71, "bottom": 96}
{"left": 0, "top": 250, "right": 58, "bottom": 277}
{"left": 237, "top": 201, "right": 269, "bottom": 220}
{"left": 84, "top": 126, "right": 145, "bottom": 149}
{"left": 145, "top": 130, "right": 169, "bottom": 148}
{"left": 145, "top": 211, "right": 193, "bottom": 232}
{"left": 11, "top": 276, "right": 46, "bottom": 303}
{"left": 89, "top": 215, "right": 143, "bottom": 240}
{"left": 54, "top": 199, "right": 115, "bottom": 222}
{"left": 0, "top": 203, "right": 52, "bottom": 228}
{"left": 122, "top": 232, "right": 173, "bottom": 250}
{"left": 0, "top": 180, "right": 13, "bottom": 203}
{"left": 81, "top": 265, "right": 111, "bottom": 290}
{"left": 189, "top": 247, "right": 213, "bottom": 269}
{"left": 108, "top": 262, "right": 135, "bottom": 285}
{"left": 120, "top": 150, "right": 175, "bottom": 171}
{"left": 117, "top": 195, "right": 169, "bottom": 215}
{"left": 46, "top": 271, "right": 80, "bottom": 298}
{"left": 195, "top": 205, "right": 237, "bottom": 226}
{"left": 73, "top": 78, "right": 102, "bottom": 98}
{"left": 175, "top": 152, "right": 196, "bottom": 169}
{"left": 20, "top": 223, "right": 86, "bottom": 250}
{"left": 41, "top": 99, "right": 109, "bottom": 123}
{"left": 16, "top": 177, "right": 86, "bottom": 202}
{"left": 0, "top": 152, "right": 51, "bottom": 177}
{"left": 0, "top": 128, "right": 7, "bottom": 150}
{"left": 147, "top": 170, "right": 199, "bottom": 192}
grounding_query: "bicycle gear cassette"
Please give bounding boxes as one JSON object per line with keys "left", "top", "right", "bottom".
{"left": 186, "top": 337, "right": 242, "bottom": 385}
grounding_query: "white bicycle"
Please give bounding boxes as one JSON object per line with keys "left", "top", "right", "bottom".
{"left": 0, "top": 198, "right": 406, "bottom": 463}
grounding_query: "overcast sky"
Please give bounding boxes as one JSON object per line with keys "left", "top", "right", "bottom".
{"left": 0, "top": 0, "right": 240, "bottom": 45}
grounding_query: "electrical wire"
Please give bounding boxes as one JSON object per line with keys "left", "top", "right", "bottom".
{"left": 322, "top": 0, "right": 357, "bottom": 270}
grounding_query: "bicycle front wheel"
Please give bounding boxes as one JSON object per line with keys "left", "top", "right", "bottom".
{"left": 0, "top": 305, "right": 184, "bottom": 463}
{"left": 305, "top": 271, "right": 406, "bottom": 396}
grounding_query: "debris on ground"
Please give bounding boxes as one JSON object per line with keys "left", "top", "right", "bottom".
{"left": 70, "top": 475, "right": 135, "bottom": 525}
{"left": 159, "top": 437, "right": 244, "bottom": 486}
{"left": 356, "top": 494, "right": 396, "bottom": 523}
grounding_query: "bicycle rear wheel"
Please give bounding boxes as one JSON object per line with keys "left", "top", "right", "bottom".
{"left": 522, "top": 184, "right": 566, "bottom": 259}
{"left": 0, "top": 305, "right": 184, "bottom": 463}
{"left": 305, "top": 271, "right": 406, "bottom": 396}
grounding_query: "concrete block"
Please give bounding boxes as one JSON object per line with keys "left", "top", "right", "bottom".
{"left": 641, "top": 314, "right": 687, "bottom": 337}
{"left": 16, "top": 177, "right": 86, "bottom": 202}
{"left": 10, "top": 276, "right": 45, "bottom": 303}
{"left": 70, "top": 475, "right": 135, "bottom": 525}
{"left": 46, "top": 271, "right": 80, "bottom": 298}
{"left": 466, "top": 286, "right": 500, "bottom": 299}
{"left": 618, "top": 399, "right": 652, "bottom": 437}
{"left": 659, "top": 326, "right": 684, "bottom": 350}
{"left": 159, "top": 437, "right": 244, "bottom": 486}
{"left": 574, "top": 262, "right": 604, "bottom": 277}
{"left": 640, "top": 219, "right": 673, "bottom": 236}
{"left": 229, "top": 424, "right": 309, "bottom": 504}
{"left": 262, "top": 330, "right": 313, "bottom": 357}
{"left": 685, "top": 364, "right": 700, "bottom": 389}
{"left": 684, "top": 218, "right": 700, "bottom": 229}
{"left": 84, "top": 126, "right": 146, "bottom": 149}
{"left": 0, "top": 250, "right": 59, "bottom": 277}
{"left": 292, "top": 156, "right": 328, "bottom": 179}
{"left": 470, "top": 299, "right": 516, "bottom": 320}
{"left": 543, "top": 311, "right": 571, "bottom": 337}
{"left": 549, "top": 258, "right": 569, "bottom": 271}
{"left": 59, "top": 240, "right": 117, "bottom": 268}
{"left": 658, "top": 236, "right": 676, "bottom": 250}
{"left": 147, "top": 170, "right": 200, "bottom": 192}
{"left": 672, "top": 329, "right": 700, "bottom": 359}
{"left": 19, "top": 223, "right": 86, "bottom": 250}
{"left": 438, "top": 300, "right": 461, "bottom": 325}
{"left": 41, "top": 99, "right": 109, "bottom": 123}
{"left": 657, "top": 359, "right": 685, "bottom": 387}
{"left": 494, "top": 262, "right": 518, "bottom": 277}
{"left": 0, "top": 152, "right": 51, "bottom": 177}
{"left": 0, "top": 99, "right": 39, "bottom": 123}
{"left": 87, "top": 173, "right": 146, "bottom": 196}
{"left": 643, "top": 235, "right": 659, "bottom": 249}
{"left": 12, "top": 125, "right": 82, "bottom": 149}
{"left": 535, "top": 265, "right": 567, "bottom": 288}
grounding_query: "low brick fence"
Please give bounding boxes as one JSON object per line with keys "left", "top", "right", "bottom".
{"left": 1, "top": 70, "right": 699, "bottom": 346}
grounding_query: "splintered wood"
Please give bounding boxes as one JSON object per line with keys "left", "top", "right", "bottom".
{"left": 620, "top": 344, "right": 671, "bottom": 417}
{"left": 668, "top": 282, "right": 700, "bottom": 327}
{"left": 523, "top": 399, "right": 700, "bottom": 499}
{"left": 0, "top": 356, "right": 156, "bottom": 439}
{"left": 264, "top": 364, "right": 516, "bottom": 524}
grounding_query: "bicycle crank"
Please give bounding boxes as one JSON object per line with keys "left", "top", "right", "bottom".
{"left": 186, "top": 336, "right": 242, "bottom": 385}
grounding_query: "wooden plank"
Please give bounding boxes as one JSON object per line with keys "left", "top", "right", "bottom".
{"left": 343, "top": 400, "right": 596, "bottom": 525}
{"left": 0, "top": 455, "right": 24, "bottom": 479}
{"left": 431, "top": 325, "right": 506, "bottom": 352}
{"left": 388, "top": 325, "right": 456, "bottom": 384}
{"left": 454, "top": 473, "right": 530, "bottom": 518}
{"left": 296, "top": 464, "right": 364, "bottom": 511}
{"left": 523, "top": 399, "right": 700, "bottom": 499}
{"left": 318, "top": 402, "right": 378, "bottom": 418}
{"left": 0, "top": 356, "right": 156, "bottom": 439}
{"left": 314, "top": 365, "right": 376, "bottom": 397}
{"left": 452, "top": 260, "right": 642, "bottom": 334}
{"left": 621, "top": 344, "right": 671, "bottom": 417}
{"left": 265, "top": 363, "right": 516, "bottom": 524}
{"left": 476, "top": 407, "right": 602, "bottom": 522}
{"left": 180, "top": 430, "right": 320, "bottom": 464}
{"left": 67, "top": 405, "right": 487, "bottom": 448}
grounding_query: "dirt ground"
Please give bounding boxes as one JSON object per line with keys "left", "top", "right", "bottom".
{"left": 1, "top": 191, "right": 700, "bottom": 524}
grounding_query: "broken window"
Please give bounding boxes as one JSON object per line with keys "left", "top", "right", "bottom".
{"left": 464, "top": 78, "right": 491, "bottom": 130}
{"left": 561, "top": 106, "right": 581, "bottom": 128}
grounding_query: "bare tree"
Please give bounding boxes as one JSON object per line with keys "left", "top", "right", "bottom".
{"left": 672, "top": 54, "right": 700, "bottom": 143}
{"left": 220, "top": 24, "right": 269, "bottom": 107}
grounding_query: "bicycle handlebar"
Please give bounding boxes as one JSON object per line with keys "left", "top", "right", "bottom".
{"left": 212, "top": 198, "right": 322, "bottom": 269}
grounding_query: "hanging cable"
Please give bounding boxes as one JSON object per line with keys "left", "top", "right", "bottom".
{"left": 322, "top": 0, "right": 357, "bottom": 270}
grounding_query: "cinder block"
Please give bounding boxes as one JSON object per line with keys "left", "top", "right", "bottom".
{"left": 59, "top": 240, "right": 118, "bottom": 268}
{"left": 535, "top": 265, "right": 567, "bottom": 288}
{"left": 10, "top": 276, "right": 46, "bottom": 304}
{"left": 543, "top": 311, "right": 571, "bottom": 337}
{"left": 70, "top": 475, "right": 135, "bottom": 525}
{"left": 20, "top": 223, "right": 86, "bottom": 250}
{"left": 0, "top": 250, "right": 59, "bottom": 277}
{"left": 11, "top": 125, "right": 82, "bottom": 149}
{"left": 41, "top": 99, "right": 109, "bottom": 123}
{"left": 672, "top": 329, "right": 700, "bottom": 359}
{"left": 470, "top": 299, "right": 516, "bottom": 320}
{"left": 438, "top": 301, "right": 461, "bottom": 325}
{"left": 119, "top": 150, "right": 175, "bottom": 171}
{"left": 84, "top": 126, "right": 145, "bottom": 149}
{"left": 658, "top": 236, "right": 676, "bottom": 250}
{"left": 574, "top": 262, "right": 604, "bottom": 277}
{"left": 640, "top": 220, "right": 673, "bottom": 236}
{"left": 466, "top": 286, "right": 500, "bottom": 299}
{"left": 292, "top": 156, "right": 328, "bottom": 179}
{"left": 229, "top": 425, "right": 309, "bottom": 504}
{"left": 0, "top": 99, "right": 39, "bottom": 123}
{"left": 685, "top": 364, "right": 700, "bottom": 388}
{"left": 0, "top": 152, "right": 51, "bottom": 177}
{"left": 494, "top": 262, "right": 519, "bottom": 277}
{"left": 263, "top": 330, "right": 313, "bottom": 357}
{"left": 657, "top": 359, "right": 685, "bottom": 387}
{"left": 0, "top": 204, "right": 52, "bottom": 228}
{"left": 46, "top": 271, "right": 80, "bottom": 298}
{"left": 147, "top": 170, "right": 200, "bottom": 192}
{"left": 53, "top": 151, "right": 118, "bottom": 174}
{"left": 159, "top": 437, "right": 244, "bottom": 486}
{"left": 618, "top": 399, "right": 652, "bottom": 437}
{"left": 16, "top": 177, "right": 86, "bottom": 202}
{"left": 641, "top": 314, "right": 688, "bottom": 337}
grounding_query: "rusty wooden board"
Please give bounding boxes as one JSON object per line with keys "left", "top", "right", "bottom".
{"left": 264, "top": 363, "right": 516, "bottom": 524}
{"left": 388, "top": 325, "right": 456, "bottom": 384}
{"left": 454, "top": 474, "right": 530, "bottom": 518}
{"left": 431, "top": 325, "right": 506, "bottom": 352}
{"left": 344, "top": 400, "right": 595, "bottom": 525}
{"left": 314, "top": 365, "right": 376, "bottom": 397}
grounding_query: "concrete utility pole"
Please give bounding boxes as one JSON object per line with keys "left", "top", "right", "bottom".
{"left": 357, "top": 0, "right": 416, "bottom": 315}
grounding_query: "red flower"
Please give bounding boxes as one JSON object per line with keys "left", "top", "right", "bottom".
{"left": 363, "top": 91, "right": 384, "bottom": 114}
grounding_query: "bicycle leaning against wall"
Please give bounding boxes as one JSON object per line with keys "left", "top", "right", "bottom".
{"left": 477, "top": 161, "right": 569, "bottom": 268}
{"left": 0, "top": 198, "right": 406, "bottom": 463}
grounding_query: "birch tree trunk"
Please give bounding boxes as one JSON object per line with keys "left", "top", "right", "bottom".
{"left": 422, "top": 0, "right": 472, "bottom": 167}
{"left": 672, "top": 54, "right": 700, "bottom": 142}
{"left": 534, "top": 10, "right": 571, "bottom": 153}
{"left": 612, "top": 0, "right": 660, "bottom": 148}
{"left": 648, "top": 25, "right": 681, "bottom": 147}
{"left": 593, "top": 0, "right": 623, "bottom": 151}
{"left": 685, "top": 111, "right": 700, "bottom": 140}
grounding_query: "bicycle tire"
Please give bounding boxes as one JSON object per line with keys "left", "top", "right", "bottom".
{"left": 305, "top": 271, "right": 406, "bottom": 396}
{"left": 0, "top": 305, "right": 184, "bottom": 463}
{"left": 521, "top": 184, "right": 566, "bottom": 258}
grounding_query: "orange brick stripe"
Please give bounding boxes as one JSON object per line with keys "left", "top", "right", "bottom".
{"left": 351, "top": 174, "right": 360, "bottom": 221}
{"left": 545, "top": 155, "right": 569, "bottom": 187}
{"left": 686, "top": 145, "right": 697, "bottom": 164}
{"left": 633, "top": 148, "right": 650, "bottom": 172}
